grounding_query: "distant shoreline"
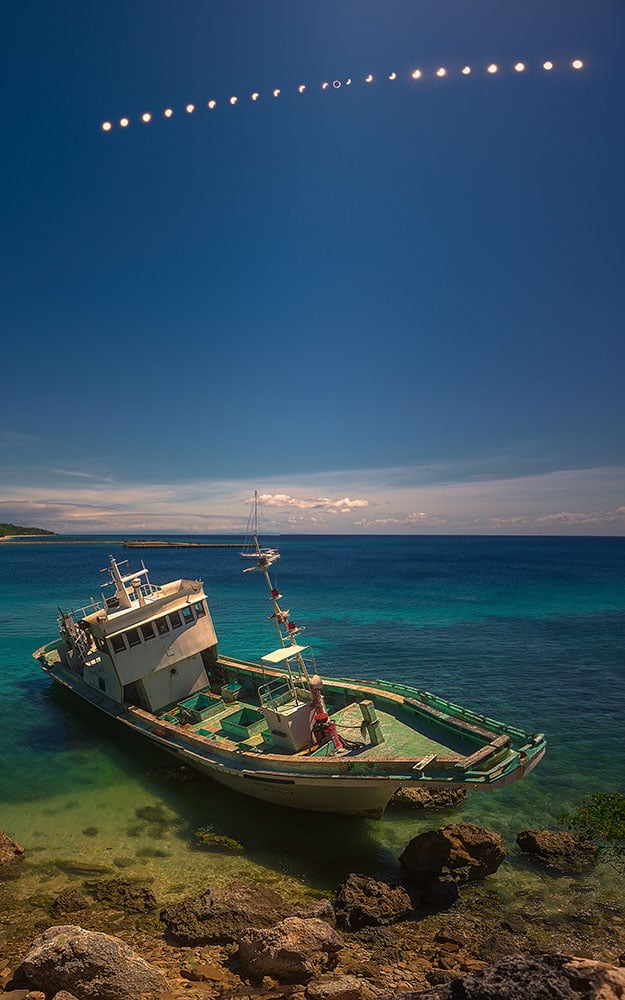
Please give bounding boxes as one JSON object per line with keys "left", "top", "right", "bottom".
{"left": 0, "top": 537, "right": 245, "bottom": 547}
{"left": 0, "top": 536, "right": 118, "bottom": 545}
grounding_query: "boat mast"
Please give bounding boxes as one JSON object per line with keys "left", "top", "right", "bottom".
{"left": 243, "top": 491, "right": 309, "bottom": 680}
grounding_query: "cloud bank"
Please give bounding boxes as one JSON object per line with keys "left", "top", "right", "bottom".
{"left": 0, "top": 461, "right": 623, "bottom": 535}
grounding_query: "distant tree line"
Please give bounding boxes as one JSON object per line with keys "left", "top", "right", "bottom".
{"left": 0, "top": 523, "right": 56, "bottom": 537}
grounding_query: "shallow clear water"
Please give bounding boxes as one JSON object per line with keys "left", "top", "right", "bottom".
{"left": 1, "top": 535, "right": 624, "bottom": 909}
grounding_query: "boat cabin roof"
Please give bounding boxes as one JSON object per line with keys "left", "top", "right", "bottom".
{"left": 261, "top": 644, "right": 308, "bottom": 665}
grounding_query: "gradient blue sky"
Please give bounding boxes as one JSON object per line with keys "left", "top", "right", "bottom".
{"left": 1, "top": 1, "right": 624, "bottom": 534}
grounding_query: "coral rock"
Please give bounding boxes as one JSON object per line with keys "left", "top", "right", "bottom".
{"left": 390, "top": 788, "right": 466, "bottom": 810}
{"left": 20, "top": 924, "right": 169, "bottom": 999}
{"left": 88, "top": 878, "right": 158, "bottom": 912}
{"left": 306, "top": 975, "right": 365, "bottom": 1000}
{"left": 238, "top": 916, "right": 344, "bottom": 982}
{"left": 0, "top": 831, "right": 25, "bottom": 875}
{"left": 516, "top": 829, "right": 598, "bottom": 872}
{"left": 377, "top": 953, "right": 625, "bottom": 998}
{"left": 399, "top": 823, "right": 505, "bottom": 886}
{"left": 335, "top": 874, "right": 412, "bottom": 930}
{"left": 160, "top": 881, "right": 293, "bottom": 945}
{"left": 51, "top": 890, "right": 90, "bottom": 916}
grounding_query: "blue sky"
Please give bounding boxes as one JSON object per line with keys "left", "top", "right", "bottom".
{"left": 1, "top": 1, "right": 624, "bottom": 534}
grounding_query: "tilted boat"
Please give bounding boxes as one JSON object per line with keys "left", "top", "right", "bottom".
{"left": 33, "top": 529, "right": 546, "bottom": 817}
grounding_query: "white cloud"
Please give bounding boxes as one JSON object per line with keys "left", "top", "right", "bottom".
{"left": 256, "top": 494, "right": 369, "bottom": 514}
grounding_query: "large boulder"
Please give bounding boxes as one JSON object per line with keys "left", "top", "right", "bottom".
{"left": 0, "top": 831, "right": 25, "bottom": 875}
{"left": 516, "top": 829, "right": 598, "bottom": 872}
{"left": 238, "top": 916, "right": 344, "bottom": 982}
{"left": 334, "top": 874, "right": 412, "bottom": 930}
{"left": 377, "top": 953, "right": 625, "bottom": 998}
{"left": 390, "top": 788, "right": 466, "bottom": 810}
{"left": 400, "top": 823, "right": 505, "bottom": 886}
{"left": 19, "top": 925, "right": 169, "bottom": 999}
{"left": 160, "top": 881, "right": 292, "bottom": 944}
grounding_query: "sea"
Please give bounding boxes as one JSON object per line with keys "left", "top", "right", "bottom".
{"left": 1, "top": 534, "right": 624, "bottom": 919}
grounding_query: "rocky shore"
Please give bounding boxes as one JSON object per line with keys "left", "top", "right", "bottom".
{"left": 1, "top": 805, "right": 624, "bottom": 1000}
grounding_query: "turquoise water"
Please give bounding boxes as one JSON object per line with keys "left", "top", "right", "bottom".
{"left": 1, "top": 535, "right": 624, "bottom": 908}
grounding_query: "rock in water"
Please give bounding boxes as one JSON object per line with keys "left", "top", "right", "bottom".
{"left": 421, "top": 875, "right": 460, "bottom": 911}
{"left": 88, "top": 878, "right": 158, "bottom": 912}
{"left": 51, "top": 890, "right": 91, "bottom": 916}
{"left": 19, "top": 925, "right": 169, "bottom": 999}
{"left": 516, "top": 829, "right": 598, "bottom": 872}
{"left": 160, "top": 881, "right": 293, "bottom": 944}
{"left": 0, "top": 831, "right": 25, "bottom": 874}
{"left": 400, "top": 822, "right": 505, "bottom": 886}
{"left": 390, "top": 788, "right": 466, "bottom": 810}
{"left": 377, "top": 953, "right": 625, "bottom": 998}
{"left": 334, "top": 874, "right": 413, "bottom": 929}
{"left": 238, "top": 916, "right": 344, "bottom": 982}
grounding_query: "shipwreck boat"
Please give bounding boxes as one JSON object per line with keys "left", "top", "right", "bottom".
{"left": 34, "top": 533, "right": 546, "bottom": 817}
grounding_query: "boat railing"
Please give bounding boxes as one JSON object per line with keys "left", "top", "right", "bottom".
{"left": 258, "top": 678, "right": 291, "bottom": 709}
{"left": 132, "top": 580, "right": 164, "bottom": 603}
{"left": 61, "top": 580, "right": 164, "bottom": 623}
{"left": 374, "top": 678, "right": 532, "bottom": 742}
{"left": 61, "top": 601, "right": 105, "bottom": 622}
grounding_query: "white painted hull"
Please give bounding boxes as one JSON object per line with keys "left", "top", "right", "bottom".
{"left": 173, "top": 746, "right": 401, "bottom": 816}
{"left": 36, "top": 655, "right": 546, "bottom": 817}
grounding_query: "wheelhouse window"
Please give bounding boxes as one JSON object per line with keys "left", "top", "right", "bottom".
{"left": 182, "top": 606, "right": 194, "bottom": 625}
{"left": 127, "top": 628, "right": 141, "bottom": 647}
{"left": 155, "top": 617, "right": 169, "bottom": 635}
{"left": 111, "top": 634, "right": 126, "bottom": 653}
{"left": 169, "top": 611, "right": 183, "bottom": 629}
{"left": 141, "top": 622, "right": 155, "bottom": 641}
{"left": 194, "top": 601, "right": 206, "bottom": 618}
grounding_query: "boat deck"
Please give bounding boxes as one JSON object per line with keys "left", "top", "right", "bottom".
{"left": 170, "top": 691, "right": 480, "bottom": 761}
